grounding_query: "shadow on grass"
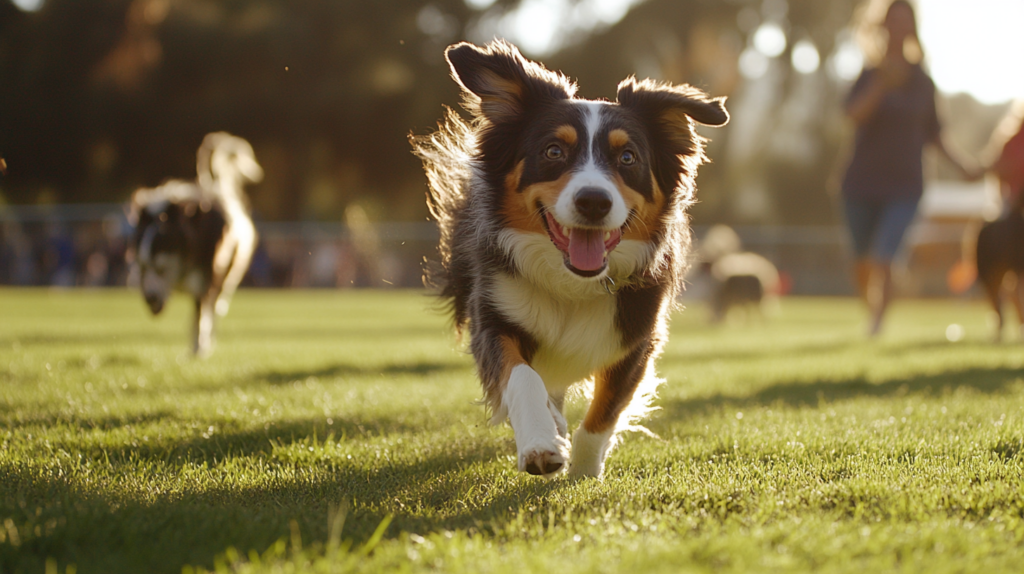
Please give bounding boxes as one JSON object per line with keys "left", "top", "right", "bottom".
{"left": 661, "top": 339, "right": 856, "bottom": 366}
{"left": 257, "top": 360, "right": 470, "bottom": 384}
{"left": 0, "top": 332, "right": 181, "bottom": 348}
{"left": 3, "top": 410, "right": 178, "bottom": 431}
{"left": 221, "top": 325, "right": 451, "bottom": 342}
{"left": 0, "top": 429, "right": 562, "bottom": 574}
{"left": 662, "top": 338, "right": 1007, "bottom": 368}
{"left": 32, "top": 415, "right": 429, "bottom": 466}
{"left": 658, "top": 365, "right": 1024, "bottom": 421}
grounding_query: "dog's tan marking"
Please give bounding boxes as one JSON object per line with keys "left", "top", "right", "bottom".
{"left": 476, "top": 71, "right": 525, "bottom": 121}
{"left": 501, "top": 161, "right": 539, "bottom": 233}
{"left": 502, "top": 169, "right": 573, "bottom": 234}
{"left": 608, "top": 129, "right": 630, "bottom": 148}
{"left": 499, "top": 335, "right": 527, "bottom": 385}
{"left": 617, "top": 172, "right": 665, "bottom": 242}
{"left": 583, "top": 370, "right": 625, "bottom": 433}
{"left": 555, "top": 125, "right": 578, "bottom": 146}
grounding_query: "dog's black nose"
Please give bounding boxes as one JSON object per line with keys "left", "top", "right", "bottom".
{"left": 574, "top": 188, "right": 613, "bottom": 222}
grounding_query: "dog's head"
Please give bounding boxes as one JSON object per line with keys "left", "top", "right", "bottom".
{"left": 446, "top": 41, "right": 728, "bottom": 279}
{"left": 197, "top": 132, "right": 264, "bottom": 192}
{"left": 130, "top": 198, "right": 193, "bottom": 315}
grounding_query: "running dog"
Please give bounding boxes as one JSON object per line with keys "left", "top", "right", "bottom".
{"left": 976, "top": 198, "right": 1024, "bottom": 340}
{"left": 129, "top": 132, "right": 262, "bottom": 355}
{"left": 412, "top": 41, "right": 728, "bottom": 478}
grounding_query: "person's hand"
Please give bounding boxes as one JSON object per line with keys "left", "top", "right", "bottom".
{"left": 876, "top": 55, "right": 910, "bottom": 90}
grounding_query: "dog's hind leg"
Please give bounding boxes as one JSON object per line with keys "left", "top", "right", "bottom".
{"left": 981, "top": 275, "right": 1005, "bottom": 342}
{"left": 216, "top": 221, "right": 256, "bottom": 316}
{"left": 1011, "top": 273, "right": 1024, "bottom": 340}
{"left": 477, "top": 330, "right": 569, "bottom": 478}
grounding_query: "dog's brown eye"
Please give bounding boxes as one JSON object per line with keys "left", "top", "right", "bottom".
{"left": 619, "top": 150, "right": 637, "bottom": 165}
{"left": 544, "top": 144, "right": 564, "bottom": 160}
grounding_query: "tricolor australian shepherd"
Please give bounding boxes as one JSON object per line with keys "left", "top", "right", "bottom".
{"left": 412, "top": 41, "right": 728, "bottom": 478}
{"left": 129, "top": 132, "right": 262, "bottom": 355}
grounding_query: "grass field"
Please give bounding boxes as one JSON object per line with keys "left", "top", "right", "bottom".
{"left": 2, "top": 288, "right": 1023, "bottom": 574}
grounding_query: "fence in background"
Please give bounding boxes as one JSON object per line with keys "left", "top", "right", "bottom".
{"left": 0, "top": 203, "right": 975, "bottom": 296}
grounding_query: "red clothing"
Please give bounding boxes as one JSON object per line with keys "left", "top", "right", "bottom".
{"left": 994, "top": 122, "right": 1024, "bottom": 205}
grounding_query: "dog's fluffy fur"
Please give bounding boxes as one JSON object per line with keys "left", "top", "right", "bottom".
{"left": 412, "top": 41, "right": 728, "bottom": 478}
{"left": 129, "top": 132, "right": 263, "bottom": 355}
{"left": 976, "top": 199, "right": 1024, "bottom": 340}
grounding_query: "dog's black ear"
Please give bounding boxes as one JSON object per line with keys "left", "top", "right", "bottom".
{"left": 617, "top": 78, "right": 728, "bottom": 191}
{"left": 617, "top": 77, "right": 728, "bottom": 129}
{"left": 445, "top": 41, "right": 576, "bottom": 123}
{"left": 617, "top": 78, "right": 727, "bottom": 178}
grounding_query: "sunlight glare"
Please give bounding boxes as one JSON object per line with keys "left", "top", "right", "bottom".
{"left": 739, "top": 48, "right": 769, "bottom": 80}
{"left": 11, "top": 0, "right": 44, "bottom": 11}
{"left": 919, "top": 0, "right": 1024, "bottom": 103}
{"left": 497, "top": 0, "right": 642, "bottom": 56}
{"left": 753, "top": 22, "right": 787, "bottom": 58}
{"left": 791, "top": 40, "right": 820, "bottom": 74}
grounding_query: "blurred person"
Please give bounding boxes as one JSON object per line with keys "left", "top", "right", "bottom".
{"left": 1, "top": 221, "right": 35, "bottom": 285}
{"left": 986, "top": 102, "right": 1024, "bottom": 213}
{"left": 42, "top": 221, "right": 76, "bottom": 287}
{"left": 841, "top": 0, "right": 974, "bottom": 336}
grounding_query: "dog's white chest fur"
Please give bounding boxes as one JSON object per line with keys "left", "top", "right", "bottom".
{"left": 490, "top": 271, "right": 624, "bottom": 391}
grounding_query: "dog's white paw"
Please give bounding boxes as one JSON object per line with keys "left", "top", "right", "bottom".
{"left": 518, "top": 434, "right": 570, "bottom": 477}
{"left": 215, "top": 297, "right": 230, "bottom": 317}
{"left": 567, "top": 426, "right": 615, "bottom": 479}
{"left": 504, "top": 365, "right": 572, "bottom": 478}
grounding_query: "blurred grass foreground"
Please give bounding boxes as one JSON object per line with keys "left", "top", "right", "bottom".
{"left": 2, "top": 289, "right": 1024, "bottom": 573}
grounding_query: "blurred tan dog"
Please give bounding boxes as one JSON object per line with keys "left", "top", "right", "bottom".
{"left": 129, "top": 132, "right": 262, "bottom": 355}
{"left": 696, "top": 225, "right": 780, "bottom": 323}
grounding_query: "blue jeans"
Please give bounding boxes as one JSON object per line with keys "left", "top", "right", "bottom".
{"left": 843, "top": 196, "right": 920, "bottom": 263}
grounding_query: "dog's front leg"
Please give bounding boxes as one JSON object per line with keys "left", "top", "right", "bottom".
{"left": 505, "top": 364, "right": 570, "bottom": 476}
{"left": 477, "top": 332, "right": 568, "bottom": 477}
{"left": 569, "top": 343, "right": 654, "bottom": 478}
{"left": 193, "top": 296, "right": 215, "bottom": 357}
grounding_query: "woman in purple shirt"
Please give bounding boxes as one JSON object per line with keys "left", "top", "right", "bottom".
{"left": 842, "top": 0, "right": 973, "bottom": 335}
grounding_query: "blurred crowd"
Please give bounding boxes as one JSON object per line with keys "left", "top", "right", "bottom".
{"left": 0, "top": 212, "right": 424, "bottom": 289}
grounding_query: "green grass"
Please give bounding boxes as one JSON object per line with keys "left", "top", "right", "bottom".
{"left": 2, "top": 288, "right": 1023, "bottom": 574}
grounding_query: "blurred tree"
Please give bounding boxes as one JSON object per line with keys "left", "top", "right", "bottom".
{"left": 0, "top": 0, "right": 1003, "bottom": 226}
{"left": 552, "top": 0, "right": 863, "bottom": 225}
{"left": 0, "top": 0, "right": 512, "bottom": 220}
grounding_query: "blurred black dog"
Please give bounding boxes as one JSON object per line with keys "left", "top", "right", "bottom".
{"left": 130, "top": 187, "right": 227, "bottom": 354}
{"left": 976, "top": 200, "right": 1024, "bottom": 340}
{"left": 128, "top": 133, "right": 262, "bottom": 355}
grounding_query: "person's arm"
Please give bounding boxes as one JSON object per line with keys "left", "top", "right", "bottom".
{"left": 932, "top": 133, "right": 980, "bottom": 180}
{"left": 845, "top": 58, "right": 909, "bottom": 125}
{"left": 846, "top": 77, "right": 890, "bottom": 125}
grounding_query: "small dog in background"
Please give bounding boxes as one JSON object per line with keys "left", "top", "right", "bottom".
{"left": 128, "top": 132, "right": 262, "bottom": 355}
{"left": 975, "top": 197, "right": 1024, "bottom": 340}
{"left": 694, "top": 225, "right": 780, "bottom": 323}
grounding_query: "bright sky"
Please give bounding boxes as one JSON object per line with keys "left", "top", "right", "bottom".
{"left": 917, "top": 0, "right": 1024, "bottom": 103}
{"left": 496, "top": 0, "right": 1024, "bottom": 104}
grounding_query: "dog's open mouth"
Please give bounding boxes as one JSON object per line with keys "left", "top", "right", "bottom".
{"left": 543, "top": 211, "right": 623, "bottom": 277}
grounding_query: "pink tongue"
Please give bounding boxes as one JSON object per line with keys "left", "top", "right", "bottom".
{"left": 568, "top": 228, "right": 606, "bottom": 271}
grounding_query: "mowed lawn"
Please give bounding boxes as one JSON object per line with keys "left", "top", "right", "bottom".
{"left": 2, "top": 288, "right": 1023, "bottom": 574}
